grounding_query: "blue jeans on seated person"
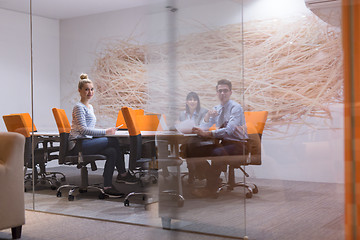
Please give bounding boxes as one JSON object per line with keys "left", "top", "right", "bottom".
{"left": 70, "top": 137, "right": 126, "bottom": 187}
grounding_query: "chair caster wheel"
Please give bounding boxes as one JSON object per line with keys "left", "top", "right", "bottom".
{"left": 246, "top": 192, "right": 253, "bottom": 198}
{"left": 56, "top": 191, "right": 62, "bottom": 197}
{"left": 253, "top": 186, "right": 258, "bottom": 194}
{"left": 98, "top": 193, "right": 106, "bottom": 199}
{"left": 124, "top": 199, "right": 130, "bottom": 206}
{"left": 68, "top": 195, "right": 75, "bottom": 201}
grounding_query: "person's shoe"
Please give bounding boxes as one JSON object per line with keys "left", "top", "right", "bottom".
{"left": 103, "top": 186, "right": 124, "bottom": 197}
{"left": 116, "top": 171, "right": 139, "bottom": 184}
{"left": 191, "top": 188, "right": 217, "bottom": 198}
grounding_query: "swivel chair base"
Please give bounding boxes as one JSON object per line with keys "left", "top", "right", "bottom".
{"left": 217, "top": 166, "right": 259, "bottom": 199}
{"left": 24, "top": 166, "right": 66, "bottom": 191}
{"left": 56, "top": 184, "right": 106, "bottom": 201}
{"left": 55, "top": 166, "right": 117, "bottom": 201}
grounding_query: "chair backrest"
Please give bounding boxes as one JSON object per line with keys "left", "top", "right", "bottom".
{"left": 121, "top": 107, "right": 141, "bottom": 136}
{"left": 121, "top": 106, "right": 143, "bottom": 170}
{"left": 3, "top": 114, "right": 31, "bottom": 138}
{"left": 135, "top": 114, "right": 161, "bottom": 131}
{"left": 12, "top": 113, "right": 37, "bottom": 132}
{"left": 116, "top": 108, "right": 144, "bottom": 130}
{"left": 58, "top": 132, "right": 70, "bottom": 165}
{"left": 3, "top": 114, "right": 32, "bottom": 166}
{"left": 244, "top": 111, "right": 268, "bottom": 135}
{"left": 52, "top": 108, "right": 71, "bottom": 133}
{"left": 244, "top": 111, "right": 268, "bottom": 165}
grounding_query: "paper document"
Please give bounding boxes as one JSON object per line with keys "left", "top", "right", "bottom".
{"left": 175, "top": 119, "right": 195, "bottom": 134}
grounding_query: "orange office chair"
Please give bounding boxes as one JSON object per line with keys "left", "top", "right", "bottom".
{"left": 220, "top": 111, "right": 268, "bottom": 198}
{"left": 121, "top": 106, "right": 158, "bottom": 206}
{"left": 2, "top": 113, "right": 63, "bottom": 191}
{"left": 16, "top": 113, "right": 60, "bottom": 164}
{"left": 52, "top": 108, "right": 108, "bottom": 201}
{"left": 116, "top": 108, "right": 144, "bottom": 130}
{"left": 135, "top": 115, "right": 160, "bottom": 131}
{"left": 11, "top": 113, "right": 38, "bottom": 132}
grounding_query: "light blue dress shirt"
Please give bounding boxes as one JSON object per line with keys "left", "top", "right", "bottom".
{"left": 200, "top": 100, "right": 248, "bottom": 142}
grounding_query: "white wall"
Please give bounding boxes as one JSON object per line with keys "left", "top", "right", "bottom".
{"left": 0, "top": 8, "right": 31, "bottom": 130}
{"left": 253, "top": 104, "right": 344, "bottom": 183}
{"left": 59, "top": 7, "right": 148, "bottom": 119}
{"left": 59, "top": 0, "right": 344, "bottom": 183}
{"left": 243, "top": 0, "right": 311, "bottom": 21}
{"left": 0, "top": 8, "right": 60, "bottom": 131}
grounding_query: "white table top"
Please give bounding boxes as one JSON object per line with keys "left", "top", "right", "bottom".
{"left": 31, "top": 130, "right": 197, "bottom": 138}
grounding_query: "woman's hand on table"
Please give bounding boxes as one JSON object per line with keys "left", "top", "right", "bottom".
{"left": 106, "top": 127, "right": 117, "bottom": 135}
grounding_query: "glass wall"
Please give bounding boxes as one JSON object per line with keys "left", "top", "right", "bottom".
{"left": 147, "top": 0, "right": 246, "bottom": 237}
{"left": 0, "top": 0, "right": 347, "bottom": 239}
{"left": 242, "top": 0, "right": 344, "bottom": 239}
{"left": 0, "top": 0, "right": 34, "bottom": 209}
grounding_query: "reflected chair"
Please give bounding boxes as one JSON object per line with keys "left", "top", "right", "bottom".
{"left": 219, "top": 111, "right": 268, "bottom": 198}
{"left": 121, "top": 106, "right": 158, "bottom": 206}
{"left": 52, "top": 108, "right": 108, "bottom": 201}
{"left": 2, "top": 113, "right": 63, "bottom": 191}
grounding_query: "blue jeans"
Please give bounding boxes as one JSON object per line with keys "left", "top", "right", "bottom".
{"left": 72, "top": 137, "right": 126, "bottom": 187}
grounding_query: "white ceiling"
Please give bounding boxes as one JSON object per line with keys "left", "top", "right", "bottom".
{"left": 0, "top": 0, "right": 169, "bottom": 19}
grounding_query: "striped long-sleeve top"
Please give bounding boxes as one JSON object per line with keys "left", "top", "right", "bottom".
{"left": 69, "top": 102, "right": 106, "bottom": 142}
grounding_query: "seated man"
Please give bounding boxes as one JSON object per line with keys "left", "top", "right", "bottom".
{"left": 186, "top": 79, "right": 248, "bottom": 197}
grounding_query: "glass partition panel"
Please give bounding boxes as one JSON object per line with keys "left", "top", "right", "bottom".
{"left": 30, "top": 0, "right": 62, "bottom": 212}
{"left": 0, "top": 0, "right": 34, "bottom": 210}
{"left": 243, "top": 0, "right": 344, "bottom": 239}
{"left": 2, "top": 0, "right": 347, "bottom": 239}
{"left": 147, "top": 0, "right": 247, "bottom": 238}
{"left": 30, "top": 0, "right": 247, "bottom": 238}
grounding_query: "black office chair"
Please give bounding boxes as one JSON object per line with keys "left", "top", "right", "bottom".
{"left": 218, "top": 111, "right": 268, "bottom": 198}
{"left": 52, "top": 108, "right": 108, "bottom": 201}
{"left": 2, "top": 113, "right": 64, "bottom": 191}
{"left": 121, "top": 106, "right": 158, "bottom": 206}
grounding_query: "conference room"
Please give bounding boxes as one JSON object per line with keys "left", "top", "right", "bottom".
{"left": 0, "top": 0, "right": 353, "bottom": 239}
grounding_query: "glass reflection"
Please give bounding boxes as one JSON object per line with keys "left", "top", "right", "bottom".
{"left": 0, "top": 0, "right": 345, "bottom": 239}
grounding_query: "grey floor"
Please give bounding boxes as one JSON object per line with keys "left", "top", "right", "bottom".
{"left": 20, "top": 166, "right": 344, "bottom": 240}
{"left": 0, "top": 210, "right": 229, "bottom": 240}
